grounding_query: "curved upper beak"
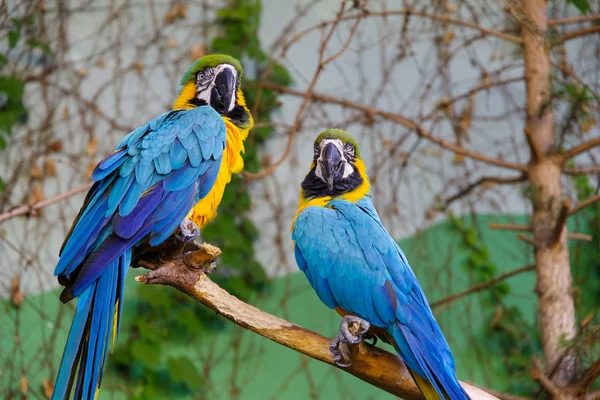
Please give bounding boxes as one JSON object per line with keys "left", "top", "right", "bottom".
{"left": 210, "top": 68, "right": 236, "bottom": 114}
{"left": 319, "top": 142, "right": 344, "bottom": 191}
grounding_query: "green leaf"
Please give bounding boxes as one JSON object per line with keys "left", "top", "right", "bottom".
{"left": 167, "top": 356, "right": 203, "bottom": 390}
{"left": 567, "top": 0, "right": 592, "bottom": 14}
{"left": 26, "top": 39, "right": 53, "bottom": 55}
{"left": 0, "top": 76, "right": 27, "bottom": 137}
{"left": 8, "top": 19, "right": 22, "bottom": 48}
{"left": 130, "top": 340, "right": 160, "bottom": 366}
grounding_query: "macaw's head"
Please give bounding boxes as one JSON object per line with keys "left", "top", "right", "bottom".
{"left": 301, "top": 129, "right": 368, "bottom": 199}
{"left": 175, "top": 54, "right": 251, "bottom": 128}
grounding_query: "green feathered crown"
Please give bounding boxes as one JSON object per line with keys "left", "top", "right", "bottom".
{"left": 315, "top": 129, "right": 361, "bottom": 158}
{"left": 180, "top": 54, "right": 243, "bottom": 86}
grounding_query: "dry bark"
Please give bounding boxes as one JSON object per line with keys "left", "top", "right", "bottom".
{"left": 522, "top": 0, "right": 577, "bottom": 390}
{"left": 135, "top": 242, "right": 499, "bottom": 400}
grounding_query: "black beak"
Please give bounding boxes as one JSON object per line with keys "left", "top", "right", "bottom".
{"left": 319, "top": 142, "right": 344, "bottom": 191}
{"left": 210, "top": 68, "right": 236, "bottom": 114}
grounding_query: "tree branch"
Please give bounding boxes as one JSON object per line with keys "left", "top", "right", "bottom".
{"left": 559, "top": 25, "right": 600, "bottom": 43}
{"left": 569, "top": 193, "right": 600, "bottom": 216}
{"left": 440, "top": 174, "right": 527, "bottom": 210}
{"left": 563, "top": 165, "right": 600, "bottom": 175}
{"left": 135, "top": 243, "right": 499, "bottom": 400}
{"left": 0, "top": 183, "right": 93, "bottom": 225}
{"left": 549, "top": 15, "right": 600, "bottom": 25}
{"left": 561, "top": 137, "right": 600, "bottom": 164}
{"left": 253, "top": 82, "right": 528, "bottom": 172}
{"left": 430, "top": 265, "right": 535, "bottom": 309}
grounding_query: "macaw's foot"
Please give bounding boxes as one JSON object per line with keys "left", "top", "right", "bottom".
{"left": 329, "top": 315, "right": 370, "bottom": 367}
{"left": 176, "top": 219, "right": 200, "bottom": 243}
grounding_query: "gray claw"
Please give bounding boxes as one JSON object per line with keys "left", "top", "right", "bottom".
{"left": 176, "top": 219, "right": 200, "bottom": 243}
{"left": 329, "top": 315, "right": 370, "bottom": 367}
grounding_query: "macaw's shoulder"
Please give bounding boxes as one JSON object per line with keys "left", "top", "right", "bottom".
{"left": 114, "top": 106, "right": 226, "bottom": 155}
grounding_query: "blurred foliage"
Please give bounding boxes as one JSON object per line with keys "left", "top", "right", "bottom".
{"left": 567, "top": 0, "right": 592, "bottom": 14}
{"left": 111, "top": 0, "right": 292, "bottom": 397}
{"left": 448, "top": 212, "right": 541, "bottom": 395}
{"left": 1, "top": 14, "right": 51, "bottom": 191}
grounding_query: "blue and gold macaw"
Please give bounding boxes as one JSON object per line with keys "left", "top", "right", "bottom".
{"left": 52, "top": 54, "right": 253, "bottom": 400}
{"left": 291, "top": 130, "right": 470, "bottom": 400}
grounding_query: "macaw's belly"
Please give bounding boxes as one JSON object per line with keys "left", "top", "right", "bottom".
{"left": 187, "top": 119, "right": 246, "bottom": 228}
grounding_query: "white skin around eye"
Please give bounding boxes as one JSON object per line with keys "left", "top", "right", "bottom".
{"left": 196, "top": 64, "right": 238, "bottom": 112}
{"left": 314, "top": 139, "right": 355, "bottom": 182}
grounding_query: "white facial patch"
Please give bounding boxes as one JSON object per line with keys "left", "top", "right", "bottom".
{"left": 314, "top": 138, "right": 355, "bottom": 182}
{"left": 196, "top": 64, "right": 238, "bottom": 112}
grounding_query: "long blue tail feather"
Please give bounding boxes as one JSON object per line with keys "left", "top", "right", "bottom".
{"left": 52, "top": 254, "right": 128, "bottom": 400}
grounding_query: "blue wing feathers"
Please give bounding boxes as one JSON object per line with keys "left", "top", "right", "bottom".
{"left": 53, "top": 106, "right": 226, "bottom": 400}
{"left": 293, "top": 196, "right": 468, "bottom": 400}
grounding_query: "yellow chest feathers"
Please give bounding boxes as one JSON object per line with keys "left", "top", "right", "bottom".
{"left": 188, "top": 117, "right": 250, "bottom": 227}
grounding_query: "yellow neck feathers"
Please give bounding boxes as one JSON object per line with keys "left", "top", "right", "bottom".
{"left": 173, "top": 82, "right": 197, "bottom": 110}
{"left": 177, "top": 86, "right": 253, "bottom": 228}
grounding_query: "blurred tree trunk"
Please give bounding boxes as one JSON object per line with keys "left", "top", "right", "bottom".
{"left": 522, "top": 0, "right": 577, "bottom": 390}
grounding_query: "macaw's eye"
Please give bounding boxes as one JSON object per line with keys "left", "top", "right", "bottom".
{"left": 343, "top": 143, "right": 355, "bottom": 158}
{"left": 197, "top": 68, "right": 213, "bottom": 83}
{"left": 313, "top": 144, "right": 320, "bottom": 156}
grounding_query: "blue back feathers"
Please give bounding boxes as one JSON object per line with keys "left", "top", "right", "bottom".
{"left": 52, "top": 106, "right": 226, "bottom": 400}
{"left": 292, "top": 196, "right": 470, "bottom": 400}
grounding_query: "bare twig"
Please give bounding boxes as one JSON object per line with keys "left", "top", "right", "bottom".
{"left": 569, "top": 193, "right": 600, "bottom": 216}
{"left": 561, "top": 137, "right": 600, "bottom": 164}
{"left": 441, "top": 175, "right": 527, "bottom": 210}
{"left": 254, "top": 82, "right": 528, "bottom": 172}
{"left": 135, "top": 244, "right": 500, "bottom": 400}
{"left": 560, "top": 25, "right": 600, "bottom": 43}
{"left": 517, "top": 234, "right": 535, "bottom": 246}
{"left": 563, "top": 165, "right": 600, "bottom": 175}
{"left": 549, "top": 15, "right": 600, "bottom": 25}
{"left": 489, "top": 223, "right": 591, "bottom": 241}
{"left": 0, "top": 183, "right": 92, "bottom": 225}
{"left": 488, "top": 223, "right": 529, "bottom": 231}
{"left": 244, "top": 1, "right": 363, "bottom": 180}
{"left": 430, "top": 265, "right": 535, "bottom": 308}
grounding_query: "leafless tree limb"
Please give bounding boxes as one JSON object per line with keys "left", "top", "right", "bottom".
{"left": 0, "top": 183, "right": 92, "bottom": 225}
{"left": 135, "top": 243, "right": 500, "bottom": 400}
{"left": 253, "top": 82, "right": 529, "bottom": 172}
{"left": 430, "top": 265, "right": 536, "bottom": 309}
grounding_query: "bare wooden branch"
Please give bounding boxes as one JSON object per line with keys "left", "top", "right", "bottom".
{"left": 430, "top": 265, "right": 535, "bottom": 309}
{"left": 441, "top": 175, "right": 527, "bottom": 210}
{"left": 488, "top": 223, "right": 530, "bottom": 232}
{"left": 563, "top": 165, "right": 600, "bottom": 175}
{"left": 253, "top": 82, "right": 528, "bottom": 172}
{"left": 560, "top": 25, "right": 600, "bottom": 43}
{"left": 569, "top": 194, "right": 600, "bottom": 216}
{"left": 135, "top": 243, "right": 499, "bottom": 400}
{"left": 549, "top": 15, "right": 600, "bottom": 25}
{"left": 488, "top": 223, "right": 590, "bottom": 241}
{"left": 0, "top": 183, "right": 93, "bottom": 225}
{"left": 561, "top": 137, "right": 600, "bottom": 164}
{"left": 517, "top": 233, "right": 535, "bottom": 246}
